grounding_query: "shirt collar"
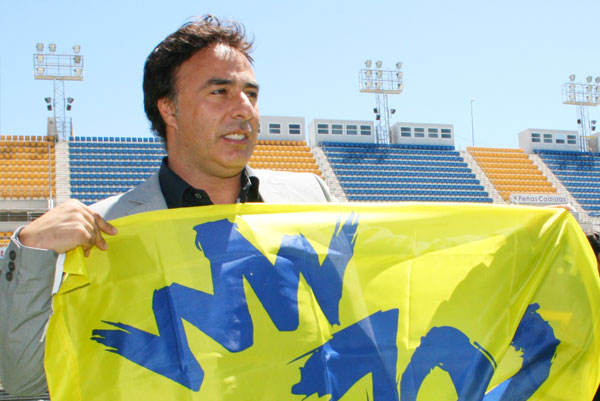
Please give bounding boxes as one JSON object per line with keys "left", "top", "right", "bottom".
{"left": 158, "top": 157, "right": 261, "bottom": 208}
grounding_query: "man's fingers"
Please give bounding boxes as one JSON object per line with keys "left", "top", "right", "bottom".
{"left": 82, "top": 212, "right": 117, "bottom": 256}
{"left": 93, "top": 229, "right": 108, "bottom": 252}
{"left": 93, "top": 212, "right": 118, "bottom": 236}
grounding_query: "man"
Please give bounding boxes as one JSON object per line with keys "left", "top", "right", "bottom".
{"left": 0, "top": 16, "right": 334, "bottom": 396}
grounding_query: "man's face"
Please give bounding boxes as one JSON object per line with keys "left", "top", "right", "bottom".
{"left": 160, "top": 43, "right": 259, "bottom": 181}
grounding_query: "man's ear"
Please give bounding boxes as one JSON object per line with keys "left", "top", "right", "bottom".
{"left": 157, "top": 97, "right": 177, "bottom": 130}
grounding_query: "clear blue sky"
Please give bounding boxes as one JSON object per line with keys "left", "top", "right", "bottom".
{"left": 1, "top": 0, "right": 599, "bottom": 150}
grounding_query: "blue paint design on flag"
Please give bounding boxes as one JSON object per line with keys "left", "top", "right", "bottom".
{"left": 400, "top": 303, "right": 560, "bottom": 401}
{"left": 89, "top": 213, "right": 559, "bottom": 399}
{"left": 91, "top": 214, "right": 358, "bottom": 391}
{"left": 483, "top": 303, "right": 560, "bottom": 400}
{"left": 291, "top": 309, "right": 400, "bottom": 401}
{"left": 400, "top": 326, "right": 496, "bottom": 400}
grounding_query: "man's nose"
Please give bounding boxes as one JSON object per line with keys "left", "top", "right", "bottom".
{"left": 231, "top": 92, "right": 256, "bottom": 121}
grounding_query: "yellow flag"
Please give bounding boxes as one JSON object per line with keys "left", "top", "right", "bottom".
{"left": 45, "top": 203, "right": 600, "bottom": 400}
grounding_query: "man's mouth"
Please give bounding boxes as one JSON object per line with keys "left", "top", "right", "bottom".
{"left": 223, "top": 130, "right": 249, "bottom": 141}
{"left": 224, "top": 133, "right": 246, "bottom": 140}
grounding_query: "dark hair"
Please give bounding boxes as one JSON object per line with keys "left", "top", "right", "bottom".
{"left": 143, "top": 15, "right": 254, "bottom": 140}
{"left": 587, "top": 232, "right": 600, "bottom": 261}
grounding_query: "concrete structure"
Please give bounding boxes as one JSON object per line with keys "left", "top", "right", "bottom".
{"left": 309, "top": 119, "right": 375, "bottom": 146}
{"left": 586, "top": 132, "right": 600, "bottom": 153}
{"left": 258, "top": 116, "right": 306, "bottom": 142}
{"left": 390, "top": 122, "right": 455, "bottom": 147}
{"left": 518, "top": 128, "right": 579, "bottom": 153}
{"left": 0, "top": 199, "right": 49, "bottom": 234}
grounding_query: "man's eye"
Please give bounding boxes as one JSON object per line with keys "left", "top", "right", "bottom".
{"left": 246, "top": 91, "right": 258, "bottom": 99}
{"left": 211, "top": 88, "right": 226, "bottom": 94}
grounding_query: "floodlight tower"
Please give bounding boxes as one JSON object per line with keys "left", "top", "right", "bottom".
{"left": 33, "top": 43, "right": 84, "bottom": 141}
{"left": 562, "top": 74, "right": 600, "bottom": 151}
{"left": 359, "top": 60, "right": 404, "bottom": 144}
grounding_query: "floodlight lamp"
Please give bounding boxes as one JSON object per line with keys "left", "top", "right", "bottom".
{"left": 73, "top": 45, "right": 81, "bottom": 54}
{"left": 587, "top": 95, "right": 593, "bottom": 102}
{"left": 74, "top": 68, "right": 82, "bottom": 76}
{"left": 376, "top": 71, "right": 382, "bottom": 78}
{"left": 396, "top": 62, "right": 403, "bottom": 70}
{"left": 373, "top": 108, "right": 378, "bottom": 113}
{"left": 396, "top": 71, "right": 403, "bottom": 79}
{"left": 365, "top": 60, "right": 372, "bottom": 68}
{"left": 587, "top": 76, "right": 593, "bottom": 83}
{"left": 390, "top": 109, "right": 396, "bottom": 115}
{"left": 44, "top": 97, "right": 51, "bottom": 104}
{"left": 569, "top": 94, "right": 575, "bottom": 101}
{"left": 36, "top": 66, "right": 45, "bottom": 75}
{"left": 587, "top": 85, "right": 593, "bottom": 92}
{"left": 398, "top": 83, "right": 405, "bottom": 91}
{"left": 569, "top": 84, "right": 575, "bottom": 91}
{"left": 596, "top": 96, "right": 600, "bottom": 103}
{"left": 35, "top": 54, "right": 44, "bottom": 64}
{"left": 376, "top": 60, "right": 382, "bottom": 68}
{"left": 365, "top": 81, "right": 372, "bottom": 88}
{"left": 592, "top": 120, "right": 597, "bottom": 125}
{"left": 569, "top": 74, "right": 575, "bottom": 82}
{"left": 365, "top": 70, "right": 372, "bottom": 78}
{"left": 596, "top": 86, "right": 600, "bottom": 93}
{"left": 36, "top": 43, "right": 44, "bottom": 52}
{"left": 376, "top": 82, "right": 382, "bottom": 89}
{"left": 73, "top": 55, "right": 82, "bottom": 64}
{"left": 49, "top": 43, "right": 56, "bottom": 52}
{"left": 596, "top": 77, "right": 600, "bottom": 84}
{"left": 375, "top": 114, "right": 381, "bottom": 120}
{"left": 67, "top": 97, "right": 74, "bottom": 104}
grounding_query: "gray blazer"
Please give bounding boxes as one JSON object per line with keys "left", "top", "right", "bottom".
{"left": 0, "top": 169, "right": 334, "bottom": 396}
{"left": 95, "top": 168, "right": 335, "bottom": 220}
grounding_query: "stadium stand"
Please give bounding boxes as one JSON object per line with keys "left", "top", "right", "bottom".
{"left": 321, "top": 142, "right": 492, "bottom": 203}
{"left": 68, "top": 136, "right": 166, "bottom": 205}
{"left": 0, "top": 133, "right": 597, "bottom": 220}
{"left": 468, "top": 147, "right": 557, "bottom": 201}
{"left": 0, "top": 231, "right": 12, "bottom": 248}
{"left": 248, "top": 140, "right": 322, "bottom": 176}
{"left": 534, "top": 149, "right": 600, "bottom": 217}
{"left": 0, "top": 136, "right": 56, "bottom": 200}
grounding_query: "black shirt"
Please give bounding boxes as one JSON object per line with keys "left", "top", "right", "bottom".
{"left": 158, "top": 157, "right": 262, "bottom": 208}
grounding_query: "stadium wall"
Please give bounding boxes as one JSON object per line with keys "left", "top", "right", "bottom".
{"left": 309, "top": 119, "right": 375, "bottom": 146}
{"left": 258, "top": 116, "right": 306, "bottom": 143}
{"left": 518, "top": 128, "right": 579, "bottom": 153}
{"left": 390, "top": 122, "right": 455, "bottom": 147}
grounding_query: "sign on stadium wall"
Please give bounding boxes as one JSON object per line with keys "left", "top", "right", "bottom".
{"left": 0, "top": 247, "right": 6, "bottom": 259}
{"left": 509, "top": 193, "right": 569, "bottom": 205}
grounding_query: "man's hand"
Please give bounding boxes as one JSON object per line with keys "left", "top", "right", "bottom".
{"left": 18, "top": 199, "right": 118, "bottom": 257}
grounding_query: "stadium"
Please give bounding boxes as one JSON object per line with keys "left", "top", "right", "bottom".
{"left": 2, "top": 9, "right": 600, "bottom": 400}
{"left": 2, "top": 55, "right": 600, "bottom": 398}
